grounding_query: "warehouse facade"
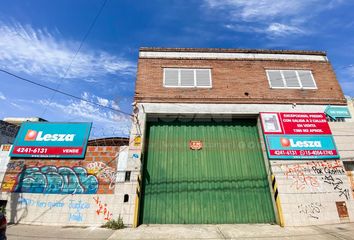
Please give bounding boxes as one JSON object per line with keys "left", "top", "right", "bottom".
{"left": 126, "top": 47, "right": 354, "bottom": 226}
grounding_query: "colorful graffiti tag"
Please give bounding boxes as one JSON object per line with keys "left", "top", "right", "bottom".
{"left": 1, "top": 146, "right": 120, "bottom": 194}
{"left": 87, "top": 162, "right": 116, "bottom": 190}
{"left": 15, "top": 166, "right": 98, "bottom": 194}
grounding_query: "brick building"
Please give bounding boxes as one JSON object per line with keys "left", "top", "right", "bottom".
{"left": 126, "top": 48, "right": 354, "bottom": 227}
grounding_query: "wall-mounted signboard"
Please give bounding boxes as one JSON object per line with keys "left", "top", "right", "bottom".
{"left": 10, "top": 122, "right": 92, "bottom": 158}
{"left": 325, "top": 106, "right": 351, "bottom": 120}
{"left": 260, "top": 112, "right": 339, "bottom": 160}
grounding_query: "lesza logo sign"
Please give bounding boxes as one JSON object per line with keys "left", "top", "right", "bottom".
{"left": 24, "top": 130, "right": 75, "bottom": 142}
{"left": 280, "top": 137, "right": 322, "bottom": 148}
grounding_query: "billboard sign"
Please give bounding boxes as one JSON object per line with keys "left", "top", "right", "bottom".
{"left": 260, "top": 112, "right": 339, "bottom": 160}
{"left": 10, "top": 122, "right": 92, "bottom": 158}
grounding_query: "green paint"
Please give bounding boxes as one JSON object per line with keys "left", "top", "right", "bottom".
{"left": 140, "top": 119, "right": 275, "bottom": 224}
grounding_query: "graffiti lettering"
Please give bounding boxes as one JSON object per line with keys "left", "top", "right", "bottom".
{"left": 14, "top": 166, "right": 98, "bottom": 194}
{"left": 298, "top": 202, "right": 323, "bottom": 219}
{"left": 68, "top": 200, "right": 90, "bottom": 222}
{"left": 69, "top": 200, "right": 90, "bottom": 210}
{"left": 87, "top": 162, "right": 116, "bottom": 189}
{"left": 282, "top": 164, "right": 319, "bottom": 190}
{"left": 93, "top": 196, "right": 113, "bottom": 221}
{"left": 7, "top": 161, "right": 25, "bottom": 171}
{"left": 69, "top": 211, "right": 83, "bottom": 222}
{"left": 322, "top": 174, "right": 350, "bottom": 200}
{"left": 18, "top": 197, "right": 65, "bottom": 208}
{"left": 278, "top": 160, "right": 348, "bottom": 193}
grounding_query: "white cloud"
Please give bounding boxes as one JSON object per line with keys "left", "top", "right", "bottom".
{"left": 0, "top": 21, "right": 135, "bottom": 81}
{"left": 225, "top": 22, "right": 306, "bottom": 38}
{"left": 266, "top": 23, "right": 305, "bottom": 36}
{"left": 97, "top": 96, "right": 110, "bottom": 107}
{"left": 0, "top": 91, "right": 6, "bottom": 100}
{"left": 206, "top": 0, "right": 311, "bottom": 21}
{"left": 36, "top": 93, "right": 131, "bottom": 137}
{"left": 205, "top": 0, "right": 344, "bottom": 37}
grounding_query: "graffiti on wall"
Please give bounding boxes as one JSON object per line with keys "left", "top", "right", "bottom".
{"left": 322, "top": 175, "right": 350, "bottom": 200}
{"left": 276, "top": 160, "right": 350, "bottom": 200}
{"left": 68, "top": 200, "right": 91, "bottom": 222}
{"left": 87, "top": 162, "right": 116, "bottom": 190}
{"left": 18, "top": 197, "right": 97, "bottom": 223}
{"left": 93, "top": 196, "right": 113, "bottom": 221}
{"left": 298, "top": 202, "right": 323, "bottom": 219}
{"left": 19, "top": 197, "right": 65, "bottom": 209}
{"left": 1, "top": 148, "right": 118, "bottom": 194}
{"left": 14, "top": 166, "right": 98, "bottom": 194}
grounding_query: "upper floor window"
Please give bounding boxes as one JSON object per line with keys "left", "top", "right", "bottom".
{"left": 266, "top": 70, "right": 317, "bottom": 89}
{"left": 163, "top": 68, "right": 212, "bottom": 88}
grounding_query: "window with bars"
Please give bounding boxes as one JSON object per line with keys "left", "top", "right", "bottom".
{"left": 163, "top": 68, "right": 212, "bottom": 88}
{"left": 266, "top": 70, "right": 317, "bottom": 89}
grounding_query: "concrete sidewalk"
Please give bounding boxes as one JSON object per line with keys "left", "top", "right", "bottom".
{"left": 7, "top": 224, "right": 115, "bottom": 240}
{"left": 108, "top": 223, "right": 354, "bottom": 240}
{"left": 7, "top": 222, "right": 354, "bottom": 240}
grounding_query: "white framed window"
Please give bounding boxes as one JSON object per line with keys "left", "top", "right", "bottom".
{"left": 266, "top": 70, "right": 317, "bottom": 89}
{"left": 163, "top": 68, "right": 212, "bottom": 88}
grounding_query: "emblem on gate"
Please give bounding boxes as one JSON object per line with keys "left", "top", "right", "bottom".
{"left": 189, "top": 140, "right": 203, "bottom": 150}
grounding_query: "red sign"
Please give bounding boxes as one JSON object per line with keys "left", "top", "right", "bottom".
{"left": 269, "top": 150, "right": 338, "bottom": 157}
{"left": 189, "top": 140, "right": 203, "bottom": 150}
{"left": 260, "top": 112, "right": 332, "bottom": 135}
{"left": 13, "top": 146, "right": 83, "bottom": 157}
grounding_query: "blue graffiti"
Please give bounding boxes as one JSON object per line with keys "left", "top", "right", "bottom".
{"left": 15, "top": 166, "right": 98, "bottom": 194}
{"left": 69, "top": 211, "right": 83, "bottom": 222}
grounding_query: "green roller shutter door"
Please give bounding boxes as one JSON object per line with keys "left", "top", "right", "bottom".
{"left": 140, "top": 119, "right": 275, "bottom": 224}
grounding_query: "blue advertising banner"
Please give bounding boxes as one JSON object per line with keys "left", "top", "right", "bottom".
{"left": 265, "top": 134, "right": 339, "bottom": 160}
{"left": 10, "top": 122, "right": 92, "bottom": 158}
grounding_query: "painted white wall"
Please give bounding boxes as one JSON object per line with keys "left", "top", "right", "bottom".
{"left": 330, "top": 122, "right": 354, "bottom": 160}
{"left": 270, "top": 160, "right": 353, "bottom": 226}
{"left": 140, "top": 103, "right": 329, "bottom": 115}
{"left": 140, "top": 51, "right": 327, "bottom": 62}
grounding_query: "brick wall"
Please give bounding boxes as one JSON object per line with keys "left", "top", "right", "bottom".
{"left": 2, "top": 146, "right": 120, "bottom": 194}
{"left": 135, "top": 58, "right": 346, "bottom": 105}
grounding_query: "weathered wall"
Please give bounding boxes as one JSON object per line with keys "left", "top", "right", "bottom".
{"left": 0, "top": 120, "right": 19, "bottom": 145}
{"left": 0, "top": 145, "right": 12, "bottom": 183}
{"left": 0, "top": 146, "right": 136, "bottom": 226}
{"left": 330, "top": 122, "right": 354, "bottom": 160}
{"left": 271, "top": 160, "right": 353, "bottom": 226}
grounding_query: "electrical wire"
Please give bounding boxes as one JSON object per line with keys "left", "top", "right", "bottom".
{"left": 41, "top": 0, "right": 109, "bottom": 116}
{"left": 0, "top": 69, "right": 132, "bottom": 117}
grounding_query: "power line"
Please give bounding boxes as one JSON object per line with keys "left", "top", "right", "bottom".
{"left": 42, "top": 0, "right": 109, "bottom": 116}
{"left": 0, "top": 69, "right": 132, "bottom": 117}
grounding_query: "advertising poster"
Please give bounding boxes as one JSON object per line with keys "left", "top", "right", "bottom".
{"left": 10, "top": 122, "right": 92, "bottom": 158}
{"left": 260, "top": 112, "right": 339, "bottom": 160}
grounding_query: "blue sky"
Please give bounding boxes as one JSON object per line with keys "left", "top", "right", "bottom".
{"left": 0, "top": 0, "right": 353, "bottom": 138}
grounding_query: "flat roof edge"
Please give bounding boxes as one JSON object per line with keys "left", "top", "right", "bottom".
{"left": 139, "top": 47, "right": 326, "bottom": 56}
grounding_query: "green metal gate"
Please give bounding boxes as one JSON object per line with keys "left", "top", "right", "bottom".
{"left": 140, "top": 119, "right": 275, "bottom": 224}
